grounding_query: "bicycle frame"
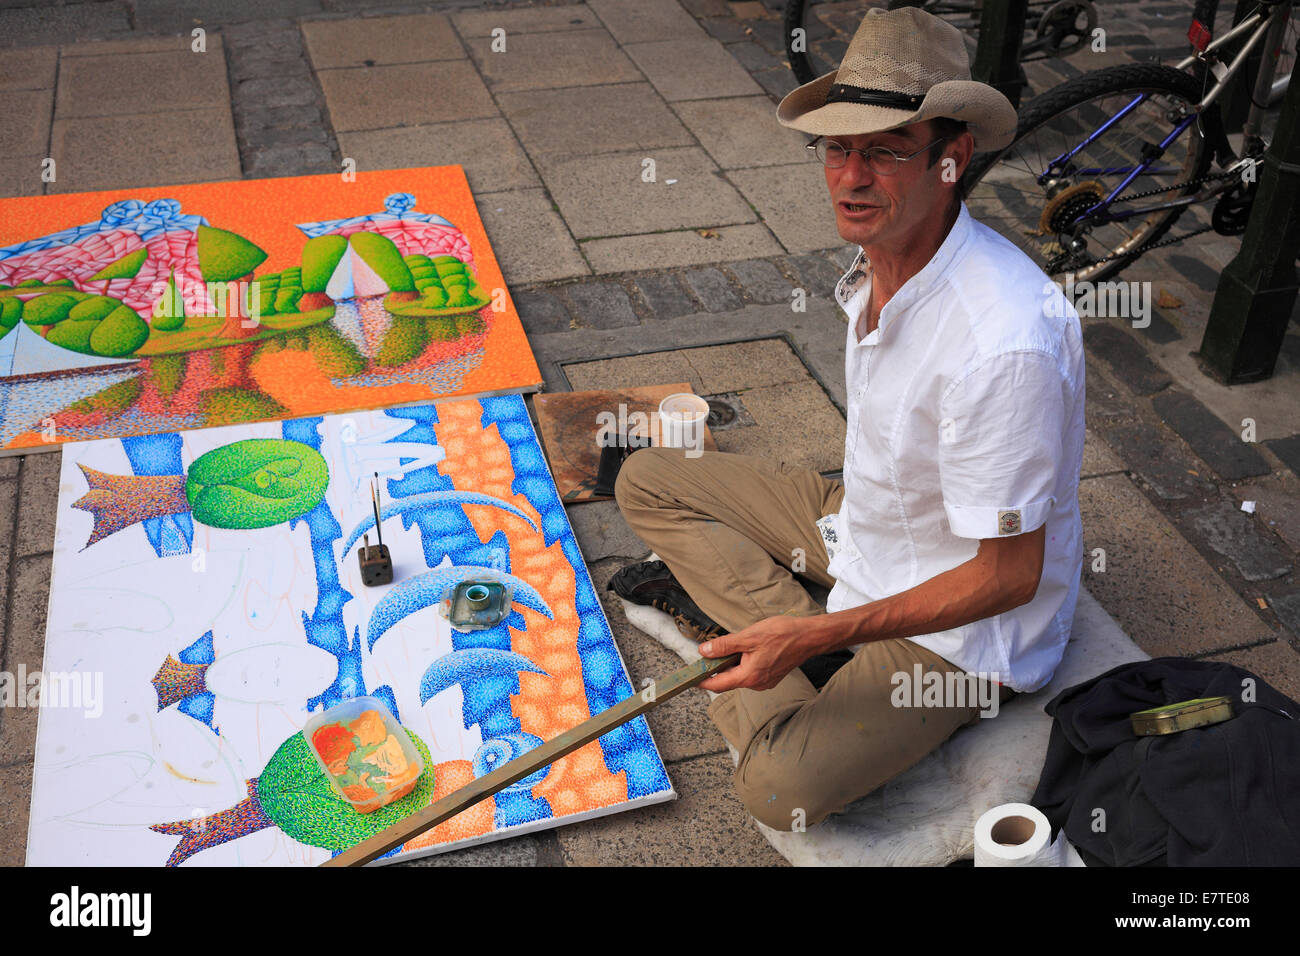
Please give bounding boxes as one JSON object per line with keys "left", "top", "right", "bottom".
{"left": 1037, "top": 0, "right": 1294, "bottom": 229}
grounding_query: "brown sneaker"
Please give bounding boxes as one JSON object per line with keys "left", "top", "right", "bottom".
{"left": 608, "top": 560, "right": 726, "bottom": 643}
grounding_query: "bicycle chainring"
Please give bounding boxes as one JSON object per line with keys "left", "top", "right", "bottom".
{"left": 1211, "top": 179, "right": 1256, "bottom": 236}
{"left": 1037, "top": 180, "right": 1107, "bottom": 235}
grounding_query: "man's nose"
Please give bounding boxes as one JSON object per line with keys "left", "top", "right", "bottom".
{"left": 840, "top": 149, "right": 876, "bottom": 185}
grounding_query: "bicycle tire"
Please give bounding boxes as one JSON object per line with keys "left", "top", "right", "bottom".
{"left": 963, "top": 62, "right": 1221, "bottom": 283}
{"left": 785, "top": 0, "right": 818, "bottom": 85}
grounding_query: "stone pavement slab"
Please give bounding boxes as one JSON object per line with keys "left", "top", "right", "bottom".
{"left": 1229, "top": 472, "right": 1300, "bottom": 554}
{"left": 0, "top": 3, "right": 130, "bottom": 48}
{"left": 54, "top": 46, "right": 231, "bottom": 118}
{"left": 537, "top": 147, "right": 756, "bottom": 240}
{"left": 317, "top": 60, "right": 496, "bottom": 131}
{"left": 1078, "top": 473, "right": 1274, "bottom": 657}
{"left": 565, "top": 350, "right": 708, "bottom": 394}
{"left": 723, "top": 258, "right": 795, "bottom": 304}
{"left": 715, "top": 380, "right": 845, "bottom": 472}
{"left": 1184, "top": 498, "right": 1293, "bottom": 583}
{"left": 0, "top": 158, "right": 42, "bottom": 197}
{"left": 567, "top": 500, "right": 647, "bottom": 563}
{"left": 132, "top": 0, "right": 322, "bottom": 32}
{"left": 468, "top": 29, "right": 641, "bottom": 93}
{"left": 1213, "top": 640, "right": 1300, "bottom": 703}
{"left": 672, "top": 95, "right": 813, "bottom": 169}
{"left": 1082, "top": 428, "right": 1126, "bottom": 477}
{"left": 0, "top": 554, "right": 53, "bottom": 767}
{"left": 15, "top": 451, "right": 58, "bottom": 560}
{"left": 564, "top": 280, "right": 639, "bottom": 330}
{"left": 0, "top": 760, "right": 33, "bottom": 867}
{"left": 1151, "top": 390, "right": 1271, "bottom": 481}
{"left": 453, "top": 4, "right": 602, "bottom": 36}
{"left": 302, "top": 13, "right": 464, "bottom": 68}
{"left": 555, "top": 750, "right": 787, "bottom": 865}
{"left": 474, "top": 188, "right": 590, "bottom": 285}
{"left": 497, "top": 83, "right": 693, "bottom": 159}
{"left": 687, "top": 337, "right": 813, "bottom": 392}
{"left": 623, "top": 36, "right": 762, "bottom": 101}
{"left": 49, "top": 108, "right": 242, "bottom": 191}
{"left": 729, "top": 163, "right": 842, "bottom": 253}
{"left": 0, "top": 45, "right": 56, "bottom": 90}
{"left": 0, "top": 89, "right": 51, "bottom": 158}
{"left": 338, "top": 117, "right": 540, "bottom": 192}
{"left": 581, "top": 223, "right": 783, "bottom": 273}
{"left": 587, "top": 0, "right": 707, "bottom": 43}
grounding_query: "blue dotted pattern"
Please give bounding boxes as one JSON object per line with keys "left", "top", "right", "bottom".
{"left": 120, "top": 433, "right": 194, "bottom": 556}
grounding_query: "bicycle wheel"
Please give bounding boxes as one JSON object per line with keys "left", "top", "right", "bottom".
{"left": 963, "top": 63, "right": 1219, "bottom": 283}
{"left": 785, "top": 0, "right": 819, "bottom": 85}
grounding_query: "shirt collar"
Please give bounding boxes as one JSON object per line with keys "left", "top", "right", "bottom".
{"left": 834, "top": 201, "right": 974, "bottom": 320}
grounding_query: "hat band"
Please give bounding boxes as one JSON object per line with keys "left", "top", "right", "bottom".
{"left": 825, "top": 83, "right": 925, "bottom": 111}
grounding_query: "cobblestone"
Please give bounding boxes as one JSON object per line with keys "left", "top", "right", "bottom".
{"left": 632, "top": 273, "right": 699, "bottom": 320}
{"left": 682, "top": 267, "right": 743, "bottom": 312}
{"left": 1083, "top": 323, "right": 1172, "bottom": 396}
{"left": 564, "top": 280, "right": 640, "bottom": 330}
{"left": 513, "top": 288, "right": 573, "bottom": 336}
{"left": 1186, "top": 498, "right": 1294, "bottom": 583}
{"left": 724, "top": 258, "right": 791, "bottom": 304}
{"left": 1152, "top": 390, "right": 1272, "bottom": 481}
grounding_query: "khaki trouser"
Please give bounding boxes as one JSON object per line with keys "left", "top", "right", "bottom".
{"left": 615, "top": 447, "right": 1013, "bottom": 832}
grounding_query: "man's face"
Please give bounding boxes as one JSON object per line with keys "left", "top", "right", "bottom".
{"left": 823, "top": 120, "right": 956, "bottom": 249}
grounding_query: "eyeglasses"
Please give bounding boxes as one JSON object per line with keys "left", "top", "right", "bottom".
{"left": 808, "top": 136, "right": 946, "bottom": 174}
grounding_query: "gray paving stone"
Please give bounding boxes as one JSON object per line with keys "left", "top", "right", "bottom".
{"left": 565, "top": 280, "right": 639, "bottom": 330}
{"left": 498, "top": 83, "right": 692, "bottom": 160}
{"left": 51, "top": 108, "right": 242, "bottom": 193}
{"left": 1099, "top": 421, "right": 1218, "bottom": 500}
{"left": 588, "top": 0, "right": 706, "bottom": 42}
{"left": 56, "top": 46, "right": 231, "bottom": 119}
{"left": 682, "top": 267, "right": 742, "bottom": 312}
{"left": 724, "top": 258, "right": 792, "bottom": 304}
{"left": 239, "top": 123, "right": 330, "bottom": 150}
{"left": 338, "top": 117, "right": 540, "bottom": 192}
{"left": 235, "top": 103, "right": 328, "bottom": 133}
{"left": 0, "top": 553, "right": 52, "bottom": 765}
{"left": 624, "top": 36, "right": 762, "bottom": 101}
{"left": 1135, "top": 307, "right": 1182, "bottom": 346}
{"left": 453, "top": 4, "right": 602, "bottom": 36}
{"left": 703, "top": 17, "right": 751, "bottom": 43}
{"left": 536, "top": 147, "right": 756, "bottom": 240}
{"left": 319, "top": 60, "right": 497, "bottom": 131}
{"left": 582, "top": 223, "right": 783, "bottom": 273}
{"left": 1268, "top": 593, "right": 1300, "bottom": 642}
{"left": 1185, "top": 498, "right": 1293, "bottom": 583}
{"left": 1151, "top": 390, "right": 1272, "bottom": 481}
{"left": 1078, "top": 474, "right": 1274, "bottom": 657}
{"left": 730, "top": 163, "right": 841, "bottom": 253}
{"left": 784, "top": 253, "right": 843, "bottom": 299}
{"left": 1084, "top": 363, "right": 1138, "bottom": 422}
{"left": 1266, "top": 434, "right": 1300, "bottom": 477}
{"left": 0, "top": 44, "right": 56, "bottom": 90}
{"left": 632, "top": 273, "right": 698, "bottom": 320}
{"left": 555, "top": 750, "right": 787, "bottom": 865}
{"left": 671, "top": 95, "right": 813, "bottom": 169}
{"left": 564, "top": 350, "right": 708, "bottom": 394}
{"left": 244, "top": 141, "right": 336, "bottom": 177}
{"left": 302, "top": 13, "right": 463, "bottom": 68}
{"left": 227, "top": 43, "right": 312, "bottom": 84}
{"left": 474, "top": 188, "right": 590, "bottom": 285}
{"left": 0, "top": 155, "right": 42, "bottom": 197}
{"left": 1083, "top": 322, "right": 1173, "bottom": 395}
{"left": 681, "top": 0, "right": 731, "bottom": 14}
{"left": 1082, "top": 427, "right": 1126, "bottom": 477}
{"left": 0, "top": 3, "right": 130, "bottom": 48}
{"left": 233, "top": 73, "right": 320, "bottom": 110}
{"left": 726, "top": 38, "right": 781, "bottom": 70}
{"left": 686, "top": 337, "right": 814, "bottom": 391}
{"left": 0, "top": 89, "right": 50, "bottom": 158}
{"left": 469, "top": 29, "right": 641, "bottom": 94}
{"left": 567, "top": 501, "right": 647, "bottom": 563}
{"left": 752, "top": 65, "right": 799, "bottom": 99}
{"left": 743, "top": 18, "right": 786, "bottom": 55}
{"left": 132, "top": 0, "right": 321, "bottom": 30}
{"left": 512, "top": 288, "right": 573, "bottom": 336}
{"left": 0, "top": 759, "right": 32, "bottom": 866}
{"left": 15, "top": 450, "right": 58, "bottom": 558}
{"left": 713, "top": 379, "right": 845, "bottom": 471}
{"left": 1211, "top": 641, "right": 1300, "bottom": 705}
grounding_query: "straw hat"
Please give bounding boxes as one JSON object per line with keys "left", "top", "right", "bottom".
{"left": 777, "top": 6, "right": 1018, "bottom": 151}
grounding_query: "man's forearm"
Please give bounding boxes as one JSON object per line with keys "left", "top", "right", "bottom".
{"left": 799, "top": 526, "right": 1047, "bottom": 659}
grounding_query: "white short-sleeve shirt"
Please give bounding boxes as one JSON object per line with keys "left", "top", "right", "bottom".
{"left": 824, "top": 201, "right": 1085, "bottom": 693}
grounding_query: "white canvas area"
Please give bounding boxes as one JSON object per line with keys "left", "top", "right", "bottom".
{"left": 619, "top": 585, "right": 1147, "bottom": 866}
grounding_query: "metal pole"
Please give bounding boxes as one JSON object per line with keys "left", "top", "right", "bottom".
{"left": 972, "top": 0, "right": 1029, "bottom": 109}
{"left": 1199, "top": 51, "right": 1300, "bottom": 383}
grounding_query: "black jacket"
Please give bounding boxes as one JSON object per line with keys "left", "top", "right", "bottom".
{"left": 1030, "top": 656, "right": 1300, "bottom": 866}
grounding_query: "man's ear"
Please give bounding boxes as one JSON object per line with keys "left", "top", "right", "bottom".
{"left": 938, "top": 130, "right": 975, "bottom": 187}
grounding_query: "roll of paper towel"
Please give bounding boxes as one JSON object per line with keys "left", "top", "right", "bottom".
{"left": 974, "top": 803, "right": 1069, "bottom": 867}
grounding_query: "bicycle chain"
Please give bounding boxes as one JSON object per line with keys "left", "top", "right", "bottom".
{"left": 1051, "top": 160, "right": 1247, "bottom": 269}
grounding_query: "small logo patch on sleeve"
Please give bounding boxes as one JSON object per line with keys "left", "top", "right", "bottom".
{"left": 997, "top": 510, "right": 1022, "bottom": 535}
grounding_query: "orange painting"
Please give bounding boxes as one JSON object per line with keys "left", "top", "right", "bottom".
{"left": 0, "top": 166, "right": 541, "bottom": 453}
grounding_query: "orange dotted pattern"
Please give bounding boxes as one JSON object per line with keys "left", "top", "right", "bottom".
{"left": 409, "top": 399, "right": 630, "bottom": 847}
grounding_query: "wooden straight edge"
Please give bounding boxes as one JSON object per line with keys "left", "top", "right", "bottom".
{"left": 324, "top": 652, "right": 740, "bottom": 867}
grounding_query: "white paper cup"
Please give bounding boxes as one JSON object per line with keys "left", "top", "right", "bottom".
{"left": 658, "top": 393, "right": 709, "bottom": 458}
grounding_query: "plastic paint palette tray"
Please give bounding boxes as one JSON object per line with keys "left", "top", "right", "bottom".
{"left": 302, "top": 697, "right": 426, "bottom": 814}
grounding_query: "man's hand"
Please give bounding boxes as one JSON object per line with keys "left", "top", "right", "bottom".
{"left": 697, "top": 615, "right": 823, "bottom": 693}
